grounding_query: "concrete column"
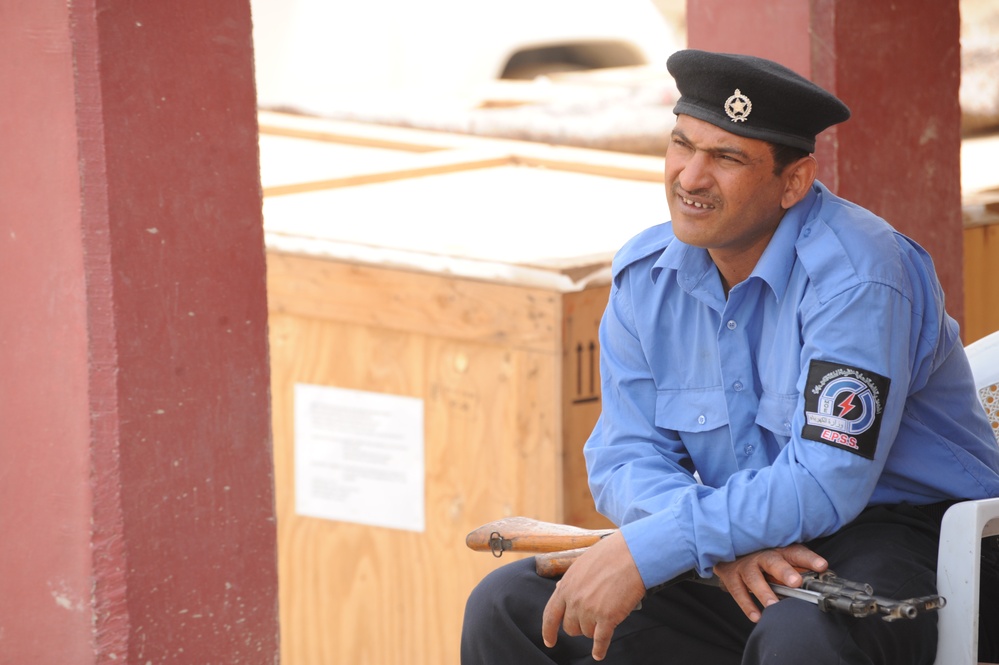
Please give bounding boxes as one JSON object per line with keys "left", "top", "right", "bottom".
{"left": 687, "top": 0, "right": 964, "bottom": 324}
{"left": 0, "top": 1, "right": 279, "bottom": 662}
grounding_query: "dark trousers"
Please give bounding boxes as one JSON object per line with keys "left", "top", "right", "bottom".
{"left": 461, "top": 504, "right": 999, "bottom": 665}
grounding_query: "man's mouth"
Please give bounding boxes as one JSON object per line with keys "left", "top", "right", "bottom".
{"left": 680, "top": 195, "right": 715, "bottom": 210}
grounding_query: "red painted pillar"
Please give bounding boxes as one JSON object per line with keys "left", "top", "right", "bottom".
{"left": 0, "top": 1, "right": 279, "bottom": 662}
{"left": 687, "top": 0, "right": 965, "bottom": 325}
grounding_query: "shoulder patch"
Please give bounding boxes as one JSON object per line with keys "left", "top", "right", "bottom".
{"left": 801, "top": 359, "right": 891, "bottom": 460}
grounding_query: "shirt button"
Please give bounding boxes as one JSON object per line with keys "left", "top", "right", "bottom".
{"left": 744, "top": 444, "right": 755, "bottom": 456}
{"left": 784, "top": 421, "right": 791, "bottom": 430}
{"left": 726, "top": 320, "right": 738, "bottom": 330}
{"left": 733, "top": 381, "right": 744, "bottom": 392}
{"left": 697, "top": 415, "right": 706, "bottom": 425}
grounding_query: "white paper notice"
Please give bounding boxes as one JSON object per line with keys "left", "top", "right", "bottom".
{"left": 294, "top": 383, "right": 425, "bottom": 532}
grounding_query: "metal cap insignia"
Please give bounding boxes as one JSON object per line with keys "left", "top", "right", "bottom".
{"left": 724, "top": 89, "right": 752, "bottom": 122}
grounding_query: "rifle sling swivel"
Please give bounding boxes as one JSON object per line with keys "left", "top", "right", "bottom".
{"left": 489, "top": 531, "right": 513, "bottom": 557}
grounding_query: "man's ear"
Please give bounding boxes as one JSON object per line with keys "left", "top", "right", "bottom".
{"left": 780, "top": 155, "right": 817, "bottom": 210}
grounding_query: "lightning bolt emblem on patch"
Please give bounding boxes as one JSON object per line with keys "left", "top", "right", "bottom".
{"left": 838, "top": 392, "right": 857, "bottom": 417}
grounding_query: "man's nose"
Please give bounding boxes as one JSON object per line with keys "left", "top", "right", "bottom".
{"left": 676, "top": 151, "right": 713, "bottom": 193}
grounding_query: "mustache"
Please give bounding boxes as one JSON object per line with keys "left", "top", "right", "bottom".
{"left": 671, "top": 183, "right": 721, "bottom": 206}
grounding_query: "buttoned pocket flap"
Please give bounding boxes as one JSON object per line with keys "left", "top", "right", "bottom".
{"left": 655, "top": 387, "right": 729, "bottom": 433}
{"left": 756, "top": 390, "right": 797, "bottom": 437}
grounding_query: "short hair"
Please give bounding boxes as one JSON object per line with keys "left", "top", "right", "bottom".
{"left": 770, "top": 142, "right": 809, "bottom": 176}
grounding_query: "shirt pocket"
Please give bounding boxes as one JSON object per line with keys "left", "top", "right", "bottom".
{"left": 655, "top": 386, "right": 730, "bottom": 434}
{"left": 755, "top": 390, "right": 797, "bottom": 445}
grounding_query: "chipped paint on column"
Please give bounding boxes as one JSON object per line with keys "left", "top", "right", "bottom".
{"left": 815, "top": 0, "right": 965, "bottom": 324}
{"left": 3, "top": 0, "right": 277, "bottom": 661}
{"left": 92, "top": 0, "right": 279, "bottom": 657}
{"left": 70, "top": 0, "right": 133, "bottom": 661}
{"left": 691, "top": 0, "right": 965, "bottom": 323}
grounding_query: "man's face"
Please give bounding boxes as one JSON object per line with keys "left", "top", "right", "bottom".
{"left": 664, "top": 115, "right": 792, "bottom": 271}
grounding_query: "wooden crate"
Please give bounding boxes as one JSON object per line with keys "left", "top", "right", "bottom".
{"left": 963, "top": 200, "right": 999, "bottom": 345}
{"left": 260, "top": 112, "right": 665, "bottom": 665}
{"left": 961, "top": 131, "right": 999, "bottom": 345}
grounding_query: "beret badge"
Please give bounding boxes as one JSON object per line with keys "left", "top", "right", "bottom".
{"left": 668, "top": 50, "right": 851, "bottom": 151}
{"left": 724, "top": 88, "right": 752, "bottom": 122}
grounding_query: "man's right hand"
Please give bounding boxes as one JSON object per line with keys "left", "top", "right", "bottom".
{"left": 713, "top": 544, "right": 828, "bottom": 622}
{"left": 540, "top": 530, "right": 646, "bottom": 661}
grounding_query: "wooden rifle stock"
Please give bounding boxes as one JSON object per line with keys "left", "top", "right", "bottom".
{"left": 465, "top": 516, "right": 614, "bottom": 559}
{"left": 466, "top": 516, "right": 946, "bottom": 621}
{"left": 534, "top": 547, "right": 587, "bottom": 577}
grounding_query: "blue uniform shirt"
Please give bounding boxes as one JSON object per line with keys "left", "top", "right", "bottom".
{"left": 584, "top": 181, "right": 999, "bottom": 588}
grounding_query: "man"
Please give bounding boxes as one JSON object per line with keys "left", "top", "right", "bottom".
{"left": 461, "top": 50, "right": 999, "bottom": 664}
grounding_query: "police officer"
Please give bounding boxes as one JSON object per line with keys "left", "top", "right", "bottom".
{"left": 461, "top": 49, "right": 999, "bottom": 665}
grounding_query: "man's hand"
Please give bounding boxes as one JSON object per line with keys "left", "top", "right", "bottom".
{"left": 713, "top": 544, "right": 828, "bottom": 622}
{"left": 541, "top": 530, "right": 645, "bottom": 661}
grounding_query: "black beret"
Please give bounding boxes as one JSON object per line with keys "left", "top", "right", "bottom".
{"left": 666, "top": 49, "right": 851, "bottom": 152}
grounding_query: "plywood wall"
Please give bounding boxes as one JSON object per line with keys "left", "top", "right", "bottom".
{"left": 964, "top": 220, "right": 999, "bottom": 345}
{"left": 267, "top": 252, "right": 610, "bottom": 664}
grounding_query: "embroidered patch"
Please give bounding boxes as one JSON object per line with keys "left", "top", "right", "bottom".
{"left": 801, "top": 360, "right": 891, "bottom": 460}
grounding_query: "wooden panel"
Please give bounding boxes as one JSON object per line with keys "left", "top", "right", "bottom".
{"left": 262, "top": 148, "right": 513, "bottom": 197}
{"left": 258, "top": 110, "right": 664, "bottom": 665}
{"left": 964, "top": 221, "right": 999, "bottom": 345}
{"left": 560, "top": 286, "right": 615, "bottom": 529}
{"left": 262, "top": 163, "right": 664, "bottom": 273}
{"left": 268, "top": 300, "right": 563, "bottom": 665}
{"left": 267, "top": 252, "right": 563, "bottom": 354}
{"left": 259, "top": 109, "right": 486, "bottom": 152}
{"left": 259, "top": 133, "right": 444, "bottom": 193}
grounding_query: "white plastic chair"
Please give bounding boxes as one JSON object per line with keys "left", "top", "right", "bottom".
{"left": 935, "top": 330, "right": 999, "bottom": 665}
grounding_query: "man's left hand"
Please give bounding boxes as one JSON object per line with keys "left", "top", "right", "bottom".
{"left": 713, "top": 543, "right": 828, "bottom": 623}
{"left": 541, "top": 530, "right": 646, "bottom": 661}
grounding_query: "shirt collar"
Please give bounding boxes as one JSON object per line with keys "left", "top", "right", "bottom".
{"left": 649, "top": 183, "right": 821, "bottom": 303}
{"left": 650, "top": 231, "right": 712, "bottom": 288}
{"left": 749, "top": 184, "right": 819, "bottom": 302}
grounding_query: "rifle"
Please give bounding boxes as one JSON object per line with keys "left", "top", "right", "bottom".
{"left": 466, "top": 516, "right": 945, "bottom": 622}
